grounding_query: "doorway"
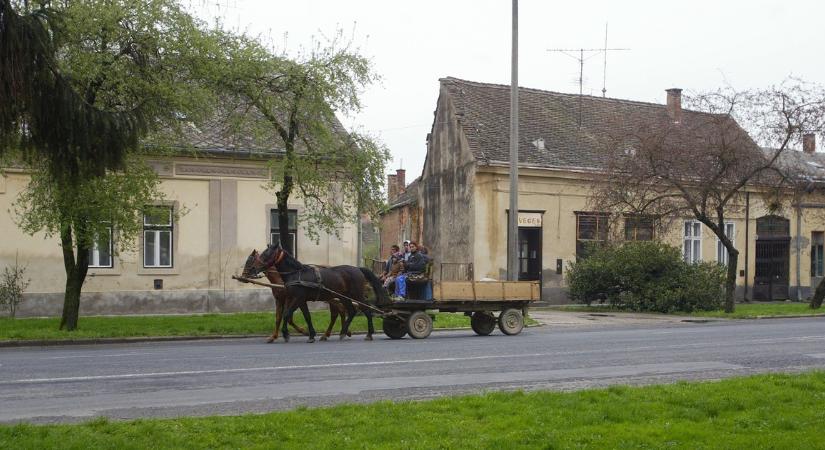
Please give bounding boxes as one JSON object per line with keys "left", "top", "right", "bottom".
{"left": 754, "top": 215, "right": 790, "bottom": 300}
{"left": 518, "top": 228, "right": 542, "bottom": 281}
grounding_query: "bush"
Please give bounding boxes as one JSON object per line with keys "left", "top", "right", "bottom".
{"left": 0, "top": 256, "right": 30, "bottom": 318}
{"left": 567, "top": 241, "right": 725, "bottom": 313}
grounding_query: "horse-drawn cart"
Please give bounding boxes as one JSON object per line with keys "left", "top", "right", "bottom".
{"left": 380, "top": 279, "right": 540, "bottom": 339}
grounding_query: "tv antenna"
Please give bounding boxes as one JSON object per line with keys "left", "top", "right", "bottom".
{"left": 547, "top": 23, "right": 629, "bottom": 126}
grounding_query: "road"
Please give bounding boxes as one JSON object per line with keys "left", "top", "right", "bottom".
{"left": 1, "top": 316, "right": 824, "bottom": 424}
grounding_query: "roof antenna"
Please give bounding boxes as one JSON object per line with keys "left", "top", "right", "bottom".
{"left": 547, "top": 26, "right": 629, "bottom": 127}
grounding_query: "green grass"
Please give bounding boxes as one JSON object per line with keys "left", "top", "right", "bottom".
{"left": 0, "top": 311, "right": 537, "bottom": 341}
{"left": 2, "top": 371, "right": 825, "bottom": 449}
{"left": 549, "top": 302, "right": 824, "bottom": 319}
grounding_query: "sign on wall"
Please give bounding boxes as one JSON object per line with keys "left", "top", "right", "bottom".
{"left": 518, "top": 212, "right": 542, "bottom": 227}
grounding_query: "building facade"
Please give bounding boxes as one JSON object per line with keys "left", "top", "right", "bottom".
{"left": 1, "top": 154, "right": 359, "bottom": 318}
{"left": 412, "top": 77, "right": 825, "bottom": 303}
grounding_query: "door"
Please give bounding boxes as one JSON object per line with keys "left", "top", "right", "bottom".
{"left": 753, "top": 216, "right": 790, "bottom": 300}
{"left": 518, "top": 228, "right": 541, "bottom": 281}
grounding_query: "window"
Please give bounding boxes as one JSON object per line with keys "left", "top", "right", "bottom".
{"left": 812, "top": 232, "right": 824, "bottom": 278}
{"left": 270, "top": 209, "right": 298, "bottom": 257}
{"left": 716, "top": 223, "right": 735, "bottom": 265}
{"left": 88, "top": 227, "right": 113, "bottom": 268}
{"left": 143, "top": 207, "right": 173, "bottom": 268}
{"left": 683, "top": 220, "right": 702, "bottom": 263}
{"left": 624, "top": 215, "right": 655, "bottom": 241}
{"left": 576, "top": 213, "right": 609, "bottom": 259}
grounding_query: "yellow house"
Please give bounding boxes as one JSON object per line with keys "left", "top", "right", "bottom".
{"left": 0, "top": 131, "right": 359, "bottom": 317}
{"left": 418, "top": 77, "right": 825, "bottom": 303}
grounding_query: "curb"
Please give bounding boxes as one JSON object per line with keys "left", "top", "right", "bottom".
{"left": 0, "top": 323, "right": 542, "bottom": 348}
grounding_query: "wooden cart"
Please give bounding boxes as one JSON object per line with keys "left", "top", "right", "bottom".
{"left": 380, "top": 278, "right": 540, "bottom": 339}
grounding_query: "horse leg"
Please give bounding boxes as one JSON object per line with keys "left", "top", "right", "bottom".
{"left": 364, "top": 308, "right": 375, "bottom": 341}
{"left": 288, "top": 313, "right": 308, "bottom": 336}
{"left": 294, "top": 301, "right": 315, "bottom": 343}
{"left": 339, "top": 300, "right": 358, "bottom": 340}
{"left": 281, "top": 305, "right": 295, "bottom": 343}
{"left": 322, "top": 302, "right": 338, "bottom": 341}
{"left": 268, "top": 296, "right": 284, "bottom": 343}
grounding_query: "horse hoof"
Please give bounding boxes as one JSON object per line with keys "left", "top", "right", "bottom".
{"left": 347, "top": 331, "right": 352, "bottom": 337}
{"left": 307, "top": 337, "right": 315, "bottom": 343}
{"left": 339, "top": 334, "right": 346, "bottom": 341}
{"left": 365, "top": 335, "right": 373, "bottom": 341}
{"left": 283, "top": 336, "right": 290, "bottom": 343}
{"left": 266, "top": 338, "right": 274, "bottom": 344}
{"left": 320, "top": 336, "right": 328, "bottom": 341}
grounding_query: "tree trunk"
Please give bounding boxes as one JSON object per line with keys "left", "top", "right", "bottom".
{"left": 59, "top": 220, "right": 90, "bottom": 331}
{"left": 810, "top": 276, "right": 825, "bottom": 309}
{"left": 724, "top": 247, "right": 739, "bottom": 313}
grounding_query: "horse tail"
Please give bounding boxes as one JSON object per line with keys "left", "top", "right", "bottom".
{"left": 360, "top": 267, "right": 390, "bottom": 306}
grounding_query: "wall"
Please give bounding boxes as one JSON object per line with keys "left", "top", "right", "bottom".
{"left": 420, "top": 87, "right": 477, "bottom": 271}
{"left": 0, "top": 156, "right": 358, "bottom": 317}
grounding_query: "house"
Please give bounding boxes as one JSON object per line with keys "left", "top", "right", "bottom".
{"left": 379, "top": 169, "right": 422, "bottom": 261}
{"left": 406, "top": 77, "right": 824, "bottom": 302}
{"left": 0, "top": 115, "right": 361, "bottom": 317}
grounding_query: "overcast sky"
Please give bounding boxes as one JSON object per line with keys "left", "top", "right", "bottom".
{"left": 192, "top": 0, "right": 825, "bottom": 183}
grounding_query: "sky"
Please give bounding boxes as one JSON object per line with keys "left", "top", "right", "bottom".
{"left": 190, "top": 0, "right": 825, "bottom": 184}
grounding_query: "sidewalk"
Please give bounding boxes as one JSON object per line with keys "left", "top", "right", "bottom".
{"left": 528, "top": 307, "right": 720, "bottom": 327}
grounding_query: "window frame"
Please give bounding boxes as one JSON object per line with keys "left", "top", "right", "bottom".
{"left": 624, "top": 215, "right": 655, "bottom": 241}
{"left": 683, "top": 220, "right": 702, "bottom": 264}
{"left": 88, "top": 226, "right": 114, "bottom": 269}
{"left": 575, "top": 212, "right": 610, "bottom": 259}
{"left": 269, "top": 208, "right": 298, "bottom": 258}
{"left": 143, "top": 206, "right": 174, "bottom": 269}
{"left": 812, "top": 231, "right": 824, "bottom": 278}
{"left": 716, "top": 222, "right": 735, "bottom": 266}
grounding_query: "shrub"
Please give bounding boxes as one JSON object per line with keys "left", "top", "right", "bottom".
{"left": 566, "top": 241, "right": 725, "bottom": 313}
{"left": 0, "top": 256, "right": 30, "bottom": 318}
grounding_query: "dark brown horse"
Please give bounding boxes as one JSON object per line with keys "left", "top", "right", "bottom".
{"left": 242, "top": 250, "right": 353, "bottom": 343}
{"left": 244, "top": 243, "right": 390, "bottom": 341}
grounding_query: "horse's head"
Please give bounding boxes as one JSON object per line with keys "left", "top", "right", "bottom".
{"left": 241, "top": 249, "right": 265, "bottom": 279}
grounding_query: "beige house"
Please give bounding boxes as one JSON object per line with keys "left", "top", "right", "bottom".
{"left": 416, "top": 77, "right": 825, "bottom": 303}
{"left": 0, "top": 132, "right": 359, "bottom": 317}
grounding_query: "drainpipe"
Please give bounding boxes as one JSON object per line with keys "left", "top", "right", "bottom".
{"left": 796, "top": 205, "right": 802, "bottom": 301}
{"left": 744, "top": 192, "right": 750, "bottom": 301}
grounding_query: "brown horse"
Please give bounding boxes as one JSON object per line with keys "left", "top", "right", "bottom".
{"left": 243, "top": 250, "right": 352, "bottom": 343}
{"left": 245, "top": 243, "right": 390, "bottom": 341}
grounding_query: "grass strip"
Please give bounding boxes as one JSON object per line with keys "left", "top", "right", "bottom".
{"left": 0, "top": 311, "right": 538, "bottom": 341}
{"left": 550, "top": 302, "right": 824, "bottom": 319}
{"left": 2, "top": 371, "right": 824, "bottom": 449}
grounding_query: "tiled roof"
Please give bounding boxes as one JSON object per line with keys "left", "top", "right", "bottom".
{"left": 389, "top": 177, "right": 420, "bottom": 210}
{"left": 146, "top": 102, "right": 347, "bottom": 157}
{"left": 440, "top": 77, "right": 752, "bottom": 171}
{"left": 764, "top": 147, "right": 825, "bottom": 182}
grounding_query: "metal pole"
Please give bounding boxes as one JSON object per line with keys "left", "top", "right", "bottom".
{"left": 507, "top": 0, "right": 519, "bottom": 281}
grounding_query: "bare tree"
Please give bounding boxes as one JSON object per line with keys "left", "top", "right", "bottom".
{"left": 592, "top": 79, "right": 825, "bottom": 313}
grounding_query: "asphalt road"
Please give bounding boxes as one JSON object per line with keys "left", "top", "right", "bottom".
{"left": 1, "top": 316, "right": 824, "bottom": 424}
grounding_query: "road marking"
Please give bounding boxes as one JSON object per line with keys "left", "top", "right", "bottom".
{"left": 2, "top": 352, "right": 561, "bottom": 384}
{"left": 45, "top": 352, "right": 151, "bottom": 360}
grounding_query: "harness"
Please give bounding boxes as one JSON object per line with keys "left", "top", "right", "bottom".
{"left": 283, "top": 264, "right": 324, "bottom": 303}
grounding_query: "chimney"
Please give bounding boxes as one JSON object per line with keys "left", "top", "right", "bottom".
{"left": 803, "top": 133, "right": 816, "bottom": 154}
{"left": 396, "top": 169, "right": 406, "bottom": 195}
{"left": 666, "top": 88, "right": 682, "bottom": 123}
{"left": 387, "top": 174, "right": 398, "bottom": 201}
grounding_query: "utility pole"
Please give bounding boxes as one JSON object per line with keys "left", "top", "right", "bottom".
{"left": 507, "top": 0, "right": 520, "bottom": 281}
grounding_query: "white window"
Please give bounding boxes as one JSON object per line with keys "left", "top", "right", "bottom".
{"left": 144, "top": 207, "right": 173, "bottom": 268}
{"left": 269, "top": 209, "right": 298, "bottom": 257}
{"left": 88, "top": 227, "right": 113, "bottom": 268}
{"left": 683, "top": 220, "right": 702, "bottom": 263}
{"left": 716, "top": 222, "right": 735, "bottom": 265}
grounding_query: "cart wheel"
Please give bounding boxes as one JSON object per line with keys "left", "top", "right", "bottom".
{"left": 470, "top": 312, "right": 496, "bottom": 336}
{"left": 382, "top": 317, "right": 407, "bottom": 339}
{"left": 498, "top": 308, "right": 524, "bottom": 335}
{"left": 407, "top": 311, "right": 433, "bottom": 339}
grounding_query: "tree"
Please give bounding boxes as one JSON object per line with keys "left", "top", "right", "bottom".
{"left": 592, "top": 79, "right": 825, "bottom": 313}
{"left": 2, "top": 0, "right": 228, "bottom": 330}
{"left": 212, "top": 31, "right": 389, "bottom": 249}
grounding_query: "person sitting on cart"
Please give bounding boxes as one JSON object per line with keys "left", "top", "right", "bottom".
{"left": 393, "top": 241, "right": 428, "bottom": 301}
{"left": 381, "top": 245, "right": 404, "bottom": 288}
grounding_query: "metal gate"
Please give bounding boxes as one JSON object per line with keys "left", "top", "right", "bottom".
{"left": 753, "top": 215, "right": 790, "bottom": 300}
